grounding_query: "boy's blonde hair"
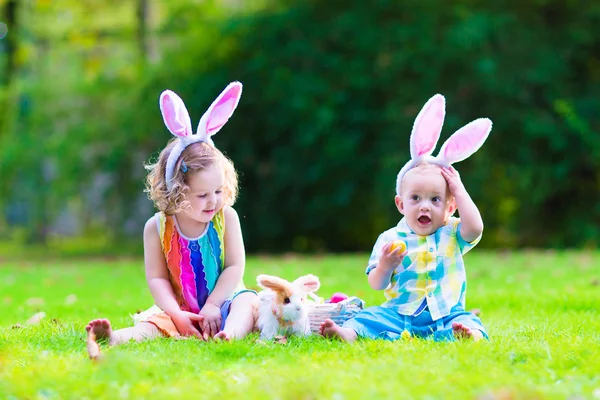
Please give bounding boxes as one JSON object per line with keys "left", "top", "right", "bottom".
{"left": 401, "top": 162, "right": 453, "bottom": 197}
{"left": 145, "top": 139, "right": 238, "bottom": 215}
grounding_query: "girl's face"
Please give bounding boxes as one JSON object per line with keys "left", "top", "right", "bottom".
{"left": 183, "top": 163, "right": 225, "bottom": 224}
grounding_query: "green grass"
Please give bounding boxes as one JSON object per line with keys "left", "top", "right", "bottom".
{"left": 1, "top": 251, "right": 599, "bottom": 399}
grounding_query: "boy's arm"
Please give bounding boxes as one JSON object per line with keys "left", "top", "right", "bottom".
{"left": 441, "top": 166, "right": 483, "bottom": 243}
{"left": 368, "top": 257, "right": 395, "bottom": 290}
{"left": 205, "top": 206, "right": 245, "bottom": 308}
{"left": 367, "top": 240, "right": 406, "bottom": 290}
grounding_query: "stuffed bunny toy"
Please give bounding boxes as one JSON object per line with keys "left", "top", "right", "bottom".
{"left": 396, "top": 94, "right": 492, "bottom": 195}
{"left": 255, "top": 274, "right": 321, "bottom": 339}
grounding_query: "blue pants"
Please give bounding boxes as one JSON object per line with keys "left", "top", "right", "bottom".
{"left": 342, "top": 305, "right": 488, "bottom": 342}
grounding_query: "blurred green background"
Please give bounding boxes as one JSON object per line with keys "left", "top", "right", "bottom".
{"left": 0, "top": 0, "right": 599, "bottom": 256}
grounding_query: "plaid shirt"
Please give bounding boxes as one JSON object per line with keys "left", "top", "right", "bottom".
{"left": 366, "top": 217, "right": 480, "bottom": 321}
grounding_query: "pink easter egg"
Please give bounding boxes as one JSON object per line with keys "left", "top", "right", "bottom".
{"left": 330, "top": 292, "right": 348, "bottom": 303}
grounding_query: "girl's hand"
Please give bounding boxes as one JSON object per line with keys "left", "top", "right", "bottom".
{"left": 379, "top": 242, "right": 408, "bottom": 272}
{"left": 170, "top": 310, "right": 205, "bottom": 339}
{"left": 199, "top": 303, "right": 222, "bottom": 340}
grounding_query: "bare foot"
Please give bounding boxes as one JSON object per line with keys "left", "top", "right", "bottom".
{"left": 85, "top": 319, "right": 113, "bottom": 344}
{"left": 214, "top": 331, "right": 231, "bottom": 341}
{"left": 452, "top": 322, "right": 483, "bottom": 342}
{"left": 85, "top": 319, "right": 113, "bottom": 360}
{"left": 319, "top": 319, "right": 357, "bottom": 342}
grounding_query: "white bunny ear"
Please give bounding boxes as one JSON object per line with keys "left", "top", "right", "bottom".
{"left": 437, "top": 118, "right": 492, "bottom": 165}
{"left": 292, "top": 274, "right": 320, "bottom": 293}
{"left": 196, "top": 81, "right": 243, "bottom": 139}
{"left": 410, "top": 94, "right": 446, "bottom": 159}
{"left": 256, "top": 274, "right": 293, "bottom": 293}
{"left": 159, "top": 90, "right": 193, "bottom": 137}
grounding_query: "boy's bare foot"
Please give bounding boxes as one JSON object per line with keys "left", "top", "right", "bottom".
{"left": 214, "top": 331, "right": 231, "bottom": 341}
{"left": 452, "top": 322, "right": 483, "bottom": 342}
{"left": 85, "top": 319, "right": 114, "bottom": 344}
{"left": 319, "top": 319, "right": 357, "bottom": 342}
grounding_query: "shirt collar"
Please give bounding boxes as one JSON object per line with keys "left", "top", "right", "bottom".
{"left": 395, "top": 218, "right": 414, "bottom": 234}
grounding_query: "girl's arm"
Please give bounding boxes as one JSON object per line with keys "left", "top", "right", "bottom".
{"left": 205, "top": 206, "right": 246, "bottom": 308}
{"left": 143, "top": 216, "right": 182, "bottom": 315}
{"left": 198, "top": 206, "right": 246, "bottom": 338}
{"left": 144, "top": 216, "right": 204, "bottom": 337}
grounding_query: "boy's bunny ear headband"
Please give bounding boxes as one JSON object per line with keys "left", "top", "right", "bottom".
{"left": 159, "top": 81, "right": 243, "bottom": 191}
{"left": 395, "top": 94, "right": 493, "bottom": 196}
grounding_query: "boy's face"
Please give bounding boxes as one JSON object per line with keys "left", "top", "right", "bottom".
{"left": 395, "top": 167, "right": 456, "bottom": 236}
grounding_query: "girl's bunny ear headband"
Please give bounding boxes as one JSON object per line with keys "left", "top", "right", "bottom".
{"left": 160, "top": 81, "right": 243, "bottom": 191}
{"left": 396, "top": 94, "right": 493, "bottom": 196}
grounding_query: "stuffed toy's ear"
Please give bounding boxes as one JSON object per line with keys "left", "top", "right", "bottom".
{"left": 196, "top": 81, "right": 243, "bottom": 138}
{"left": 292, "top": 274, "right": 321, "bottom": 293}
{"left": 159, "top": 90, "right": 193, "bottom": 138}
{"left": 437, "top": 118, "right": 492, "bottom": 165}
{"left": 410, "top": 94, "right": 445, "bottom": 159}
{"left": 256, "top": 274, "right": 292, "bottom": 292}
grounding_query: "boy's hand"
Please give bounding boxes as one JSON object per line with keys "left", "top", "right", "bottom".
{"left": 199, "top": 303, "right": 222, "bottom": 340}
{"left": 379, "top": 242, "right": 408, "bottom": 272}
{"left": 171, "top": 310, "right": 205, "bottom": 339}
{"left": 440, "top": 166, "right": 466, "bottom": 196}
{"left": 441, "top": 165, "right": 484, "bottom": 242}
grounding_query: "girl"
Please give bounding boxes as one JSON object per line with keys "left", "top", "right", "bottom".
{"left": 86, "top": 82, "right": 256, "bottom": 357}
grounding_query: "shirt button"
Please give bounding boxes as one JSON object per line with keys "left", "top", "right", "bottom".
{"left": 429, "top": 247, "right": 434, "bottom": 252}
{"left": 427, "top": 292, "right": 433, "bottom": 297}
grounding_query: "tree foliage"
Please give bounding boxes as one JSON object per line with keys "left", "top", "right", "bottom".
{"left": 1, "top": 0, "right": 599, "bottom": 252}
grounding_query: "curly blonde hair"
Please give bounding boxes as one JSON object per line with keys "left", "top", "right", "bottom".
{"left": 145, "top": 139, "right": 238, "bottom": 215}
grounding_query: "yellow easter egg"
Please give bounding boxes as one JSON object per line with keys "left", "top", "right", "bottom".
{"left": 390, "top": 240, "right": 406, "bottom": 253}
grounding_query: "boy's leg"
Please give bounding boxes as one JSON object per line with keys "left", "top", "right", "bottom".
{"left": 319, "top": 319, "right": 359, "bottom": 342}
{"left": 215, "top": 291, "right": 258, "bottom": 341}
{"left": 435, "top": 310, "right": 487, "bottom": 342}
{"left": 320, "top": 306, "right": 407, "bottom": 342}
{"left": 451, "top": 321, "right": 484, "bottom": 341}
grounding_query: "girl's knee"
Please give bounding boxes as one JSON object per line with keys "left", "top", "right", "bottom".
{"left": 231, "top": 291, "right": 258, "bottom": 309}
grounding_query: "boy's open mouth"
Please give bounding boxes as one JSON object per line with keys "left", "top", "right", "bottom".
{"left": 418, "top": 216, "right": 431, "bottom": 224}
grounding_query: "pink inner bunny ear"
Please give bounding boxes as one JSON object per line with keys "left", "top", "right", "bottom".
{"left": 197, "top": 82, "right": 243, "bottom": 137}
{"left": 159, "top": 90, "right": 192, "bottom": 137}
{"left": 439, "top": 118, "right": 492, "bottom": 165}
{"left": 410, "top": 94, "right": 446, "bottom": 158}
{"left": 293, "top": 275, "right": 321, "bottom": 292}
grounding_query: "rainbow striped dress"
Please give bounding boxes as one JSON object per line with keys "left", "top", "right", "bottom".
{"left": 153, "top": 209, "right": 246, "bottom": 314}
{"left": 136, "top": 209, "right": 248, "bottom": 335}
